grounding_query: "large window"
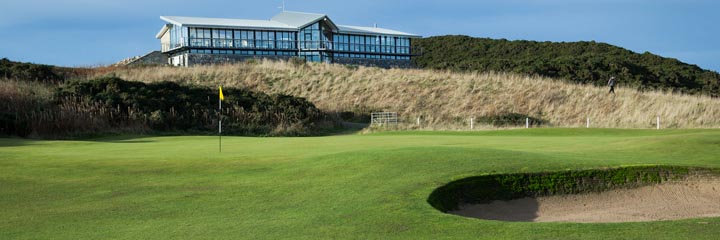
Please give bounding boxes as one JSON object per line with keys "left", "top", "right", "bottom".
{"left": 255, "top": 31, "right": 274, "bottom": 49}
{"left": 187, "top": 28, "right": 300, "bottom": 51}
{"left": 276, "top": 32, "right": 296, "bottom": 50}
{"left": 333, "top": 35, "right": 348, "bottom": 51}
{"left": 397, "top": 37, "right": 410, "bottom": 54}
{"left": 169, "top": 24, "right": 188, "bottom": 49}
{"left": 300, "top": 22, "right": 323, "bottom": 49}
{"left": 212, "top": 29, "right": 233, "bottom": 48}
{"left": 233, "top": 30, "right": 254, "bottom": 48}
{"left": 332, "top": 33, "right": 411, "bottom": 58}
{"left": 299, "top": 51, "right": 321, "bottom": 62}
{"left": 189, "top": 28, "right": 211, "bottom": 47}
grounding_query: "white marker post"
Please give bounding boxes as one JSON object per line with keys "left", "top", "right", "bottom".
{"left": 470, "top": 117, "right": 474, "bottom": 130}
{"left": 657, "top": 117, "right": 660, "bottom": 130}
{"left": 587, "top": 118, "right": 590, "bottom": 128}
{"left": 526, "top": 118, "right": 529, "bottom": 129}
{"left": 417, "top": 117, "right": 420, "bottom": 126}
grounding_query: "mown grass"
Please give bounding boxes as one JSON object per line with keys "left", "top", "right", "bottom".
{"left": 2, "top": 129, "right": 720, "bottom": 239}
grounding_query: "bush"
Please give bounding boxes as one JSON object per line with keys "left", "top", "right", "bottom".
{"left": 54, "top": 77, "right": 330, "bottom": 136}
{"left": 0, "top": 112, "right": 30, "bottom": 137}
{"left": 413, "top": 36, "right": 720, "bottom": 97}
{"left": 476, "top": 113, "right": 545, "bottom": 127}
{"left": 0, "top": 77, "right": 334, "bottom": 138}
{"left": 0, "top": 58, "right": 70, "bottom": 82}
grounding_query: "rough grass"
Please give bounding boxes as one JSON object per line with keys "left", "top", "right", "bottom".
{"left": 2, "top": 129, "right": 720, "bottom": 239}
{"left": 105, "top": 60, "right": 720, "bottom": 129}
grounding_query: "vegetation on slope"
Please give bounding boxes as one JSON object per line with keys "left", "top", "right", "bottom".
{"left": 413, "top": 36, "right": 720, "bottom": 96}
{"left": 0, "top": 77, "right": 333, "bottom": 138}
{"left": 108, "top": 60, "right": 720, "bottom": 129}
{"left": 0, "top": 58, "right": 92, "bottom": 82}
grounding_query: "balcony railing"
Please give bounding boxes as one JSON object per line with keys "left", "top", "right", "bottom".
{"left": 162, "top": 37, "right": 421, "bottom": 56}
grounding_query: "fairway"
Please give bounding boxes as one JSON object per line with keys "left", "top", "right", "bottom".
{"left": 2, "top": 129, "right": 720, "bottom": 239}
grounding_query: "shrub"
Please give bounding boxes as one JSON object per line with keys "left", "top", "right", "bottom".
{"left": 0, "top": 77, "right": 334, "bottom": 138}
{"left": 413, "top": 36, "right": 720, "bottom": 97}
{"left": 55, "top": 77, "right": 331, "bottom": 136}
{"left": 476, "top": 113, "right": 545, "bottom": 127}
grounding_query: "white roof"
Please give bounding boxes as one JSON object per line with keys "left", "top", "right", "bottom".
{"left": 270, "top": 11, "right": 328, "bottom": 28}
{"left": 155, "top": 24, "right": 171, "bottom": 39}
{"left": 160, "top": 16, "right": 295, "bottom": 30}
{"left": 338, "top": 25, "right": 421, "bottom": 38}
{"left": 158, "top": 12, "right": 420, "bottom": 38}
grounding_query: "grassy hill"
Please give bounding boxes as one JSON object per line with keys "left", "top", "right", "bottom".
{"left": 107, "top": 60, "right": 720, "bottom": 129}
{"left": 413, "top": 36, "right": 720, "bottom": 96}
{"left": 2, "top": 130, "right": 720, "bottom": 239}
{"left": 0, "top": 58, "right": 91, "bottom": 82}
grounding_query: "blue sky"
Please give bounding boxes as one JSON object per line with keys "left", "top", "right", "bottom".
{"left": 1, "top": 0, "right": 719, "bottom": 72}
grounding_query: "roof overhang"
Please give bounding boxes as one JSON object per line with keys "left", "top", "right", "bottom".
{"left": 155, "top": 24, "right": 171, "bottom": 39}
{"left": 160, "top": 16, "right": 182, "bottom": 26}
{"left": 157, "top": 14, "right": 420, "bottom": 38}
{"left": 337, "top": 25, "right": 422, "bottom": 38}
{"left": 337, "top": 30, "right": 422, "bottom": 38}
{"left": 159, "top": 16, "right": 297, "bottom": 31}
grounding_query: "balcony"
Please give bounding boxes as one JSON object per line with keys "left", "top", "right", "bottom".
{"left": 161, "top": 37, "right": 421, "bottom": 56}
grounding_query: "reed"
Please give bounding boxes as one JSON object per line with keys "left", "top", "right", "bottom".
{"left": 105, "top": 60, "right": 720, "bottom": 129}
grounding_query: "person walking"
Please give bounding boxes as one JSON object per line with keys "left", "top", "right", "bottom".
{"left": 607, "top": 76, "right": 616, "bottom": 94}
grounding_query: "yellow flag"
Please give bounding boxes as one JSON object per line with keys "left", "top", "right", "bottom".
{"left": 219, "top": 86, "right": 225, "bottom": 101}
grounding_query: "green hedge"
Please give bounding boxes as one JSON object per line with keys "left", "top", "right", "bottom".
{"left": 427, "top": 166, "right": 717, "bottom": 212}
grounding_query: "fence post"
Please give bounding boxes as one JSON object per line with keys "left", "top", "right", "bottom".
{"left": 417, "top": 116, "right": 420, "bottom": 126}
{"left": 587, "top": 118, "right": 590, "bottom": 128}
{"left": 526, "top": 118, "right": 529, "bottom": 129}
{"left": 657, "top": 116, "right": 660, "bottom": 130}
{"left": 470, "top": 117, "right": 474, "bottom": 130}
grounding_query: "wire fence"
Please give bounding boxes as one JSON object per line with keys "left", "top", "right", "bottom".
{"left": 369, "top": 112, "right": 666, "bottom": 130}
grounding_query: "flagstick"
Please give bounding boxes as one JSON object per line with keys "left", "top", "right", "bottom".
{"left": 219, "top": 94, "right": 222, "bottom": 153}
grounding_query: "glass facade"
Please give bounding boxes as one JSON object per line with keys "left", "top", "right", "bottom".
{"left": 185, "top": 27, "right": 297, "bottom": 50}
{"left": 332, "top": 34, "right": 410, "bottom": 54}
{"left": 298, "top": 22, "right": 332, "bottom": 50}
{"left": 163, "top": 19, "right": 414, "bottom": 63}
{"left": 169, "top": 24, "right": 188, "bottom": 49}
{"left": 188, "top": 49, "right": 296, "bottom": 56}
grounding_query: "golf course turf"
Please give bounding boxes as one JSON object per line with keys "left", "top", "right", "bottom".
{"left": 2, "top": 128, "right": 720, "bottom": 239}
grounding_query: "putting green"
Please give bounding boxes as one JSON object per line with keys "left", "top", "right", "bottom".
{"left": 1, "top": 129, "right": 720, "bottom": 239}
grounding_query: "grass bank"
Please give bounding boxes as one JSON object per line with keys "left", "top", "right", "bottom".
{"left": 106, "top": 60, "right": 720, "bottom": 129}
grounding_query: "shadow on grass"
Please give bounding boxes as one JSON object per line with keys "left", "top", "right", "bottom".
{"left": 79, "top": 134, "right": 158, "bottom": 143}
{"left": 450, "top": 198, "right": 540, "bottom": 222}
{"left": 0, "top": 135, "right": 158, "bottom": 147}
{"left": 0, "top": 137, "right": 36, "bottom": 147}
{"left": 327, "top": 121, "right": 369, "bottom": 135}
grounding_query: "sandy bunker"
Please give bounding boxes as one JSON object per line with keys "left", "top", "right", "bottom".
{"left": 450, "top": 178, "right": 720, "bottom": 223}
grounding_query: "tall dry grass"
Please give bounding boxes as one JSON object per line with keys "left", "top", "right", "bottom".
{"left": 0, "top": 79, "right": 148, "bottom": 138}
{"left": 104, "top": 60, "right": 720, "bottom": 129}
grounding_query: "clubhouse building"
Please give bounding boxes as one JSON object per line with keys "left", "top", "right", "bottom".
{"left": 155, "top": 11, "right": 421, "bottom": 67}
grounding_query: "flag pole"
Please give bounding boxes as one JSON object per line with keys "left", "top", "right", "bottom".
{"left": 219, "top": 87, "right": 222, "bottom": 153}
